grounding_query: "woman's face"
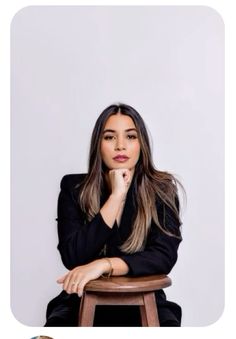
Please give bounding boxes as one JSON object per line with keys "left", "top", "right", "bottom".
{"left": 101, "top": 113, "right": 141, "bottom": 172}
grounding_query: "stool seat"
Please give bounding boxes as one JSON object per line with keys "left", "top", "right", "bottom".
{"left": 84, "top": 274, "right": 171, "bottom": 293}
{"left": 78, "top": 274, "right": 172, "bottom": 327}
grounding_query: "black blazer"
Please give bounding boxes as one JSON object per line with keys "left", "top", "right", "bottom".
{"left": 57, "top": 173, "right": 182, "bottom": 275}
{"left": 46, "top": 173, "right": 183, "bottom": 326}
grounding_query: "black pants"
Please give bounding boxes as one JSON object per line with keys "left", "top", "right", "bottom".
{"left": 45, "top": 290, "right": 181, "bottom": 327}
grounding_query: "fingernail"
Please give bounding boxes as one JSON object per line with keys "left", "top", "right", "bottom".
{"left": 78, "top": 291, "right": 83, "bottom": 298}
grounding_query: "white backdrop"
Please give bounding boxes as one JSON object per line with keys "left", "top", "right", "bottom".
{"left": 11, "top": 6, "right": 224, "bottom": 327}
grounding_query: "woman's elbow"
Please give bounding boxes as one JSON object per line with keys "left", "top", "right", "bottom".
{"left": 60, "top": 253, "right": 75, "bottom": 270}
{"left": 58, "top": 246, "right": 78, "bottom": 270}
{"left": 160, "top": 254, "right": 178, "bottom": 275}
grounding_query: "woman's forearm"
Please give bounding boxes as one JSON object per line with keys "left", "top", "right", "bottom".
{"left": 100, "top": 193, "right": 124, "bottom": 228}
{"left": 57, "top": 257, "right": 129, "bottom": 296}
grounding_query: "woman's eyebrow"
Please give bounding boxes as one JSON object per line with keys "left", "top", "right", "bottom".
{"left": 103, "top": 129, "right": 115, "bottom": 134}
{"left": 103, "top": 128, "right": 137, "bottom": 134}
{"left": 125, "top": 128, "right": 138, "bottom": 133}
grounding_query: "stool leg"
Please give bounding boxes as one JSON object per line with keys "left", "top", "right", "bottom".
{"left": 140, "top": 292, "right": 160, "bottom": 327}
{"left": 78, "top": 292, "right": 97, "bottom": 327}
{"left": 140, "top": 304, "right": 148, "bottom": 326}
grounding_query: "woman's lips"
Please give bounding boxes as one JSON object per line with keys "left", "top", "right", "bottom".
{"left": 113, "top": 156, "right": 129, "bottom": 162}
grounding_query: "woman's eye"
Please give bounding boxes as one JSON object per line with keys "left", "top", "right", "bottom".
{"left": 127, "top": 135, "right": 137, "bottom": 139}
{"left": 104, "top": 135, "right": 115, "bottom": 140}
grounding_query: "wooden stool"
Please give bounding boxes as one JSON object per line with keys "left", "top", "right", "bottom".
{"left": 78, "top": 274, "right": 171, "bottom": 327}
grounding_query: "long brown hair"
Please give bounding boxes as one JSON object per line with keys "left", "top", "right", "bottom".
{"left": 78, "top": 103, "right": 184, "bottom": 253}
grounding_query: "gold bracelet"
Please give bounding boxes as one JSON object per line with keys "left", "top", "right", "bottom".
{"left": 102, "top": 257, "right": 113, "bottom": 278}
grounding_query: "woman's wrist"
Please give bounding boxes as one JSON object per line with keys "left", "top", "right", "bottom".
{"left": 101, "top": 258, "right": 114, "bottom": 278}
{"left": 96, "top": 257, "right": 129, "bottom": 277}
{"left": 110, "top": 193, "right": 126, "bottom": 205}
{"left": 94, "top": 258, "right": 112, "bottom": 275}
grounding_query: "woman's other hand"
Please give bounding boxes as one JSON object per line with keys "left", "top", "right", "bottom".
{"left": 109, "top": 168, "right": 133, "bottom": 199}
{"left": 56, "top": 259, "right": 110, "bottom": 297}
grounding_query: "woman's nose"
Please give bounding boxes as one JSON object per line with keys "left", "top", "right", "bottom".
{"left": 115, "top": 137, "right": 126, "bottom": 151}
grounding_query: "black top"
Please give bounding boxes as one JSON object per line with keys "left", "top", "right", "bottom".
{"left": 45, "top": 173, "right": 183, "bottom": 327}
{"left": 57, "top": 174, "right": 182, "bottom": 275}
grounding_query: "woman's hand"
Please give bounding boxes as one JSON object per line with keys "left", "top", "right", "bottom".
{"left": 57, "top": 259, "right": 110, "bottom": 297}
{"left": 109, "top": 168, "right": 133, "bottom": 199}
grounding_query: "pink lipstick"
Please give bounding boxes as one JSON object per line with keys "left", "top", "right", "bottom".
{"left": 113, "top": 155, "right": 129, "bottom": 162}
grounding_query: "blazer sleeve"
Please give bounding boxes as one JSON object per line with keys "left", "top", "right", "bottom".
{"left": 120, "top": 198, "right": 182, "bottom": 276}
{"left": 57, "top": 174, "right": 116, "bottom": 270}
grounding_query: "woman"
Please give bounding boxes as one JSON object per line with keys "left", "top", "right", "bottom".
{"left": 45, "top": 103, "right": 184, "bottom": 327}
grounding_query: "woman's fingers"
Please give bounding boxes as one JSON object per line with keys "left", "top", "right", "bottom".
{"left": 122, "top": 170, "right": 131, "bottom": 186}
{"left": 109, "top": 168, "right": 131, "bottom": 196}
{"left": 76, "top": 279, "right": 87, "bottom": 297}
{"left": 57, "top": 272, "right": 77, "bottom": 294}
{"left": 57, "top": 260, "right": 106, "bottom": 295}
{"left": 63, "top": 272, "right": 75, "bottom": 293}
{"left": 56, "top": 272, "right": 69, "bottom": 284}
{"left": 70, "top": 280, "right": 80, "bottom": 294}
{"left": 62, "top": 271, "right": 85, "bottom": 294}
{"left": 65, "top": 273, "right": 79, "bottom": 293}
{"left": 70, "top": 273, "right": 85, "bottom": 294}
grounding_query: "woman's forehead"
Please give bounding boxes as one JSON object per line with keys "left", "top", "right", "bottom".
{"left": 104, "top": 114, "right": 136, "bottom": 129}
